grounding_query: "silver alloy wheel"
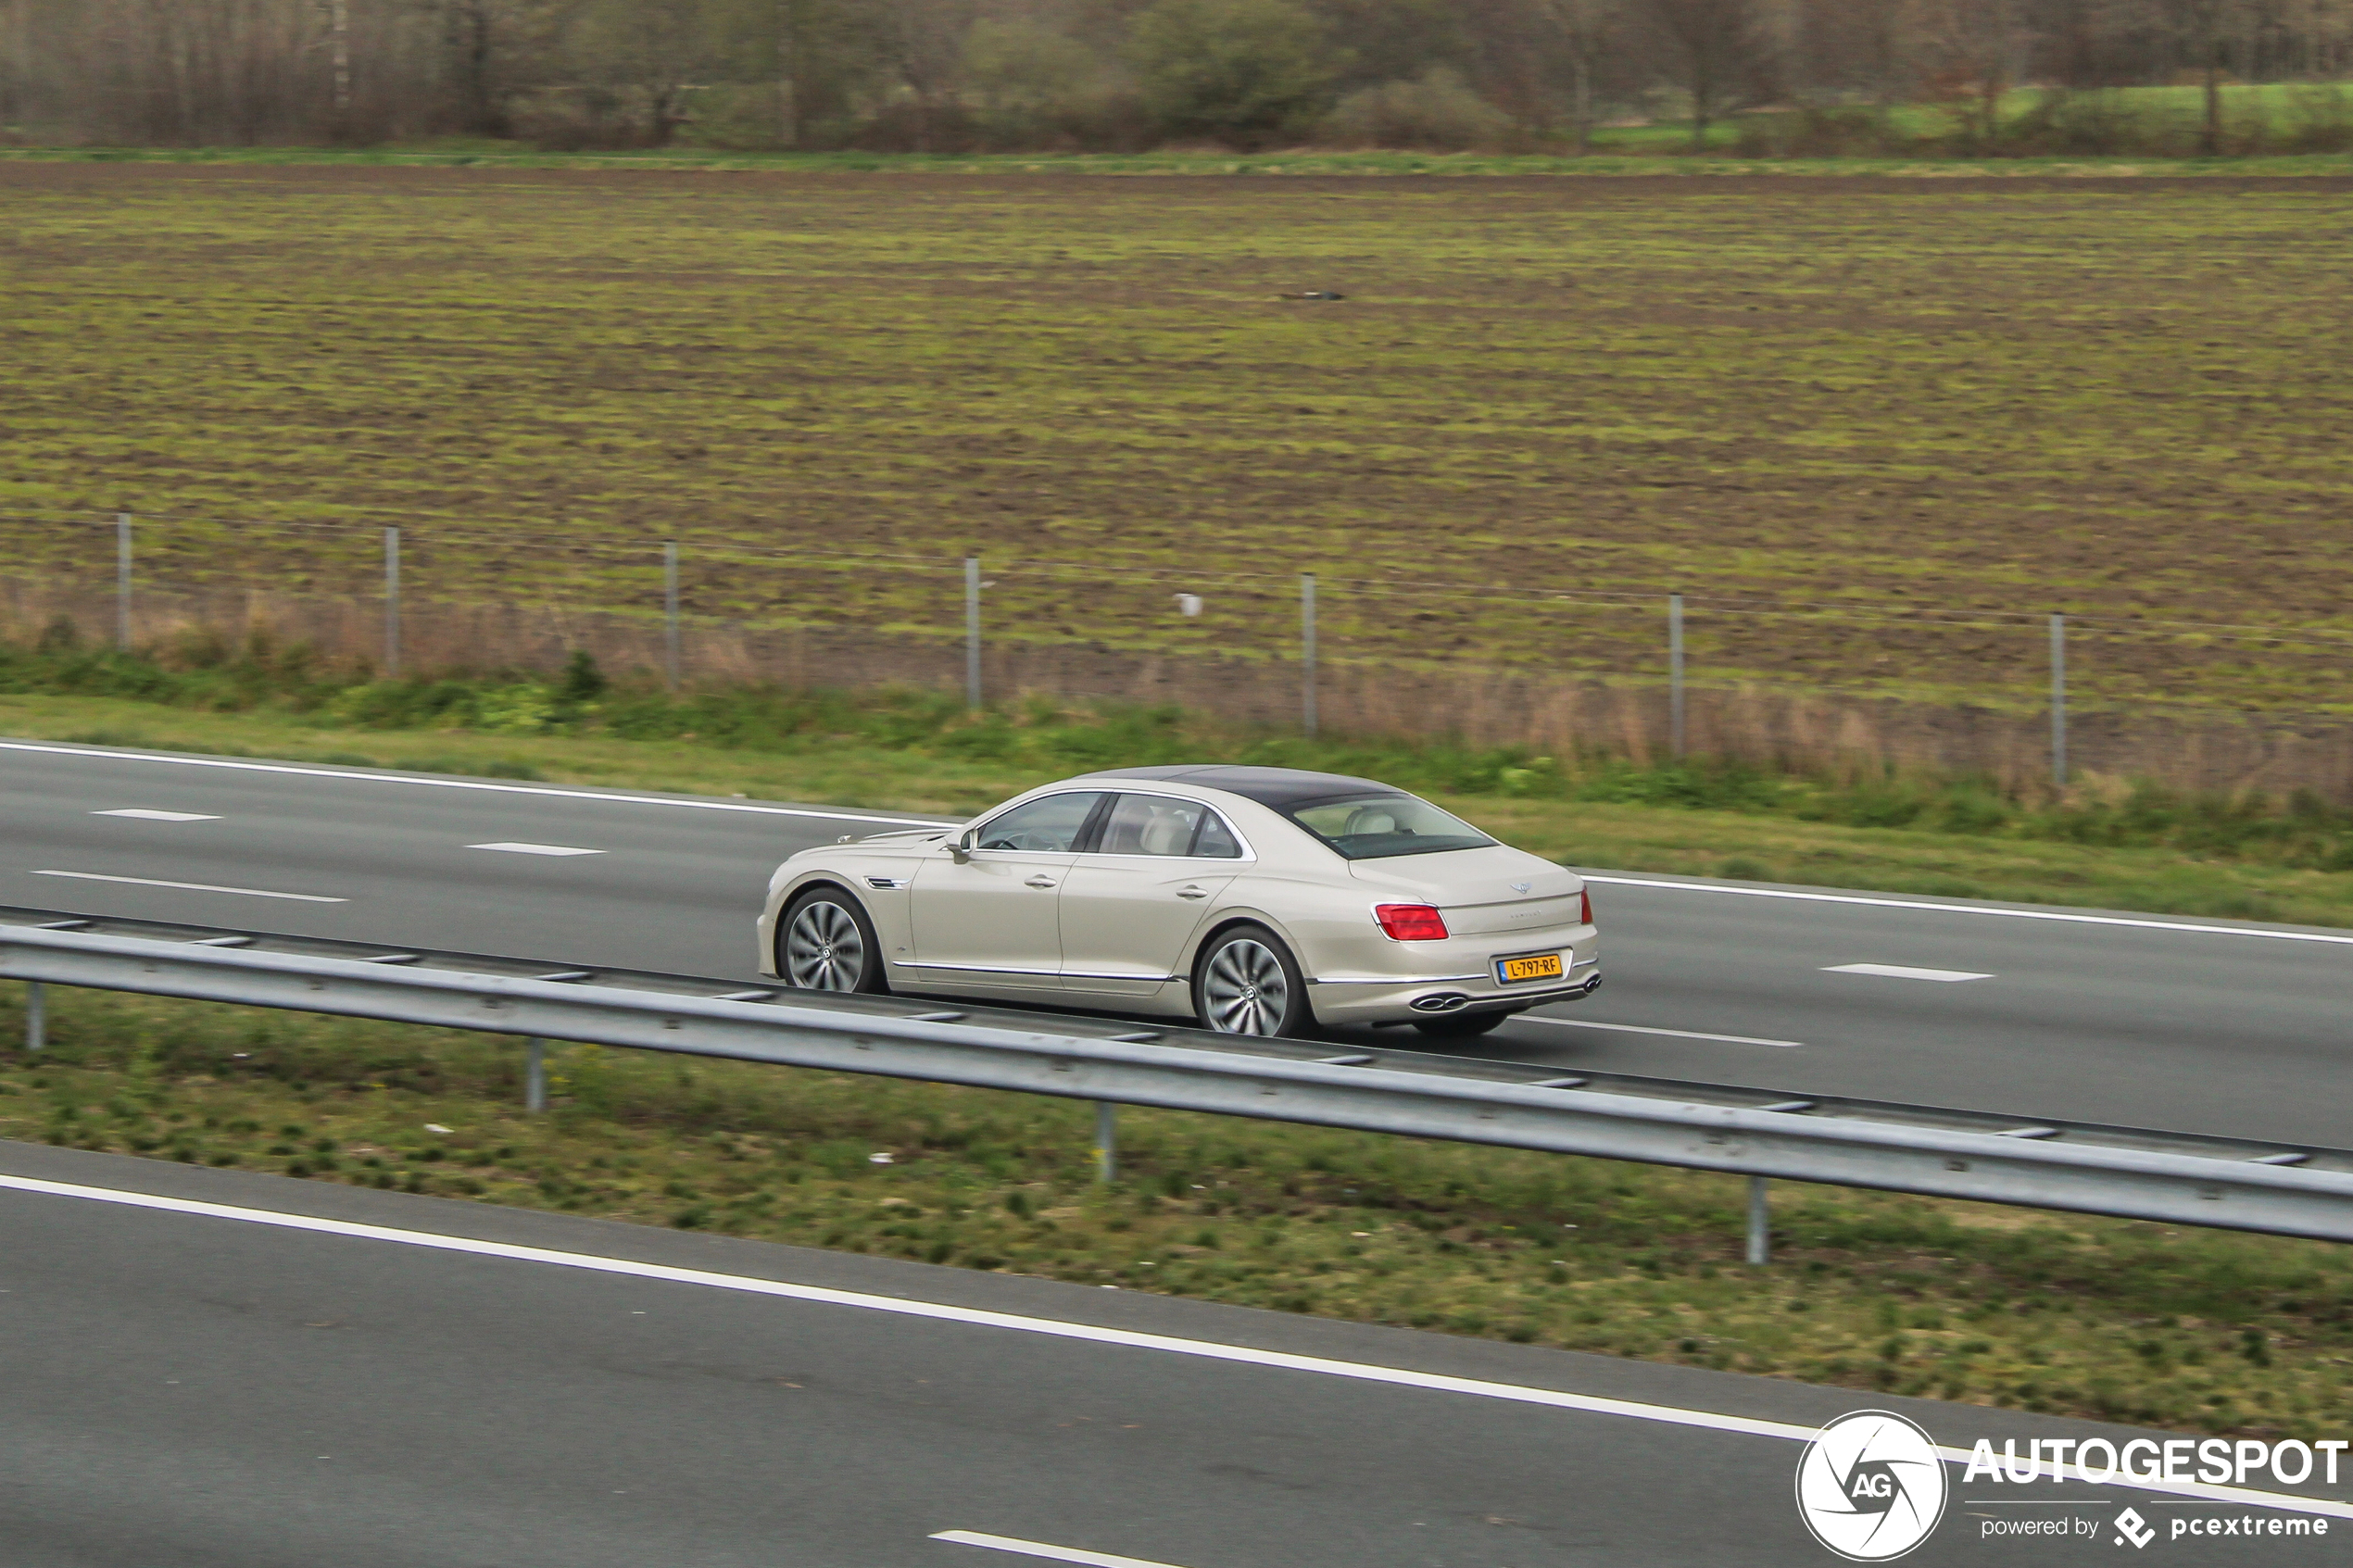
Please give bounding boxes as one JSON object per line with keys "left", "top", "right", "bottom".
{"left": 1202, "top": 936, "right": 1290, "bottom": 1035}
{"left": 785, "top": 899, "right": 867, "bottom": 990}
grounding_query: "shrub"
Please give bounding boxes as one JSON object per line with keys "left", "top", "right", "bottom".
{"left": 1317, "top": 69, "right": 1511, "bottom": 151}
{"left": 1126, "top": 0, "right": 1337, "bottom": 146}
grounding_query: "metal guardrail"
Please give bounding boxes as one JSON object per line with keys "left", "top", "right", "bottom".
{"left": 4, "top": 908, "right": 2351, "bottom": 1250}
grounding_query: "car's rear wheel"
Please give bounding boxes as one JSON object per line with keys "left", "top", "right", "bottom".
{"left": 1193, "top": 925, "right": 1315, "bottom": 1038}
{"left": 779, "top": 887, "right": 889, "bottom": 994}
{"left": 1412, "top": 1010, "right": 1514, "bottom": 1040}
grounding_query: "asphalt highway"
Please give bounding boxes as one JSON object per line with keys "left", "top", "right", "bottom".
{"left": 4, "top": 1143, "right": 2347, "bottom": 1568}
{"left": 4, "top": 738, "right": 2348, "bottom": 1147}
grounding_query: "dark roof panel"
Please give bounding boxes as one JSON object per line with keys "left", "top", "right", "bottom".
{"left": 1078, "top": 765, "right": 1403, "bottom": 809}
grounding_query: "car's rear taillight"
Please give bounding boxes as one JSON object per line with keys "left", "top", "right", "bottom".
{"left": 1579, "top": 886, "right": 1594, "bottom": 926}
{"left": 1375, "top": 903, "right": 1449, "bottom": 941}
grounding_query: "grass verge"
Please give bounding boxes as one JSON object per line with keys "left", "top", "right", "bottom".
{"left": 5, "top": 984, "right": 2347, "bottom": 1439}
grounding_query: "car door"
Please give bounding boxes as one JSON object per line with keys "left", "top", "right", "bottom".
{"left": 1057, "top": 793, "right": 1245, "bottom": 1000}
{"left": 904, "top": 791, "right": 1108, "bottom": 998}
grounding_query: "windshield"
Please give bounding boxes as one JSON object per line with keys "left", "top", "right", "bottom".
{"left": 1282, "top": 793, "right": 1497, "bottom": 860}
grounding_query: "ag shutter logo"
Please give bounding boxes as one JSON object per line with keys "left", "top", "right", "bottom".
{"left": 1794, "top": 1410, "right": 1950, "bottom": 1562}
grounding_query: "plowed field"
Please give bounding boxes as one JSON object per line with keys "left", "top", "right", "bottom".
{"left": 3, "top": 162, "right": 2348, "bottom": 713}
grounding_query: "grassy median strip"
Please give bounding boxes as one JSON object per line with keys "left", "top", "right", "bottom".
{"left": 3, "top": 985, "right": 2348, "bottom": 1441}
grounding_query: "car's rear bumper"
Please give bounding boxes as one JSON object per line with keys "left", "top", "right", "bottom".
{"left": 1305, "top": 935, "right": 1600, "bottom": 1025}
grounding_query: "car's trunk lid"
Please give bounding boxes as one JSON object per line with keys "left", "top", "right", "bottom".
{"left": 1348, "top": 848, "right": 1586, "bottom": 937}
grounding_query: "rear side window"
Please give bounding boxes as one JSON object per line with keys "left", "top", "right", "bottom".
{"left": 1096, "top": 795, "right": 1246, "bottom": 859}
{"left": 1191, "top": 810, "right": 1243, "bottom": 859}
{"left": 1283, "top": 793, "right": 1495, "bottom": 859}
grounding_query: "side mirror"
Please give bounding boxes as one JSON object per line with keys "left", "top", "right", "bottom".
{"left": 950, "top": 829, "right": 976, "bottom": 864}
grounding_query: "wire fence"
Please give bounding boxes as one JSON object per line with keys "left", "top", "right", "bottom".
{"left": 4, "top": 509, "right": 2351, "bottom": 796}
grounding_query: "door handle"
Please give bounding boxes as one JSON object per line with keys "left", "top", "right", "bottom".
{"left": 1176, "top": 885, "right": 1209, "bottom": 899}
{"left": 1026, "top": 875, "right": 1058, "bottom": 889}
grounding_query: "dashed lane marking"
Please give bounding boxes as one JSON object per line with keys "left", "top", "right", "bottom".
{"left": 1825, "top": 963, "right": 1994, "bottom": 983}
{"left": 931, "top": 1531, "right": 1192, "bottom": 1568}
{"left": 467, "top": 842, "right": 605, "bottom": 858}
{"left": 1516, "top": 1017, "right": 1804, "bottom": 1047}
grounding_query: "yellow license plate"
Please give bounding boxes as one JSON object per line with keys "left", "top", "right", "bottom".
{"left": 1496, "top": 953, "right": 1565, "bottom": 985}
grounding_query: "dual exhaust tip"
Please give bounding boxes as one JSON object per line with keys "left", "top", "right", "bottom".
{"left": 1408, "top": 973, "right": 1602, "bottom": 1013}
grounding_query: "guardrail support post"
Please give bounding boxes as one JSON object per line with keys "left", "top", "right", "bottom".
{"left": 1094, "top": 1100, "right": 1116, "bottom": 1183}
{"left": 964, "top": 556, "right": 983, "bottom": 709}
{"left": 524, "top": 1037, "right": 547, "bottom": 1114}
{"left": 1745, "top": 1176, "right": 1769, "bottom": 1265}
{"left": 24, "top": 982, "right": 44, "bottom": 1053}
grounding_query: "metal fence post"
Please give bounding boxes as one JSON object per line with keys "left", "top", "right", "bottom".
{"left": 115, "top": 513, "right": 132, "bottom": 651}
{"left": 383, "top": 526, "right": 401, "bottom": 677}
{"left": 524, "top": 1038, "right": 547, "bottom": 1114}
{"left": 1745, "top": 1176, "right": 1769, "bottom": 1265}
{"left": 1668, "top": 594, "right": 1686, "bottom": 759}
{"left": 24, "top": 982, "right": 44, "bottom": 1053}
{"left": 964, "top": 556, "right": 982, "bottom": 709}
{"left": 1301, "top": 572, "right": 1318, "bottom": 738}
{"left": 1094, "top": 1100, "right": 1116, "bottom": 1184}
{"left": 2050, "top": 612, "right": 2068, "bottom": 788}
{"left": 662, "top": 542, "right": 681, "bottom": 693}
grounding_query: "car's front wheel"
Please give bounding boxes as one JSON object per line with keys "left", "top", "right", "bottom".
{"left": 778, "top": 887, "right": 889, "bottom": 994}
{"left": 1193, "top": 925, "right": 1315, "bottom": 1038}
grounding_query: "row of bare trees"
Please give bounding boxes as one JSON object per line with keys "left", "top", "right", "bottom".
{"left": 3, "top": 0, "right": 2348, "bottom": 152}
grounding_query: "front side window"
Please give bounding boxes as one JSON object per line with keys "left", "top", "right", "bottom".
{"left": 1094, "top": 795, "right": 1246, "bottom": 859}
{"left": 975, "top": 792, "right": 1105, "bottom": 853}
{"left": 1283, "top": 793, "right": 1495, "bottom": 860}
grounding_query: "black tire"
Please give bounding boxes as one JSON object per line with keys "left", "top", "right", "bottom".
{"left": 1412, "top": 1010, "right": 1514, "bottom": 1040}
{"left": 777, "top": 886, "right": 890, "bottom": 995}
{"left": 1192, "top": 924, "right": 1316, "bottom": 1038}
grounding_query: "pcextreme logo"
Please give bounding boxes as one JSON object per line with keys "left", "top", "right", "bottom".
{"left": 1795, "top": 1410, "right": 1952, "bottom": 1562}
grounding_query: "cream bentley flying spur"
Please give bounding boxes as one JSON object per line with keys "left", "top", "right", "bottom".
{"left": 756, "top": 765, "right": 1600, "bottom": 1039}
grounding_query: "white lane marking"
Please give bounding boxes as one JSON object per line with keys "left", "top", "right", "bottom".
{"left": 1, "top": 1172, "right": 2345, "bottom": 1522}
{"left": 1516, "top": 1017, "right": 1804, "bottom": 1048}
{"left": 0, "top": 741, "right": 951, "bottom": 829}
{"left": 27, "top": 870, "right": 346, "bottom": 903}
{"left": 932, "top": 1531, "right": 1189, "bottom": 1568}
{"left": 1580, "top": 874, "right": 2353, "bottom": 947}
{"left": 92, "top": 809, "right": 220, "bottom": 822}
{"left": 467, "top": 842, "right": 605, "bottom": 858}
{"left": 1825, "top": 963, "right": 1993, "bottom": 983}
